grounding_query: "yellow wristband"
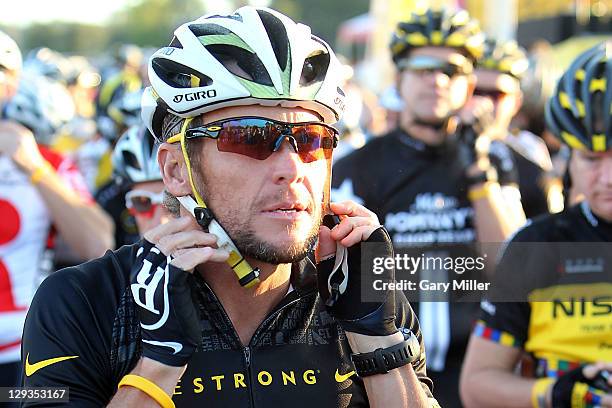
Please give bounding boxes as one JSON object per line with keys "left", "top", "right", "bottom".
{"left": 467, "top": 182, "right": 498, "bottom": 201}
{"left": 30, "top": 162, "right": 54, "bottom": 185}
{"left": 118, "top": 374, "right": 175, "bottom": 408}
{"left": 531, "top": 378, "right": 554, "bottom": 408}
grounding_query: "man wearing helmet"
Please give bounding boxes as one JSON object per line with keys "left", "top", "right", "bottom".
{"left": 332, "top": 8, "right": 527, "bottom": 407}
{"left": 95, "top": 91, "right": 156, "bottom": 249}
{"left": 109, "top": 125, "right": 170, "bottom": 237}
{"left": 461, "top": 42, "right": 612, "bottom": 407}
{"left": 0, "top": 31, "right": 114, "bottom": 390}
{"left": 22, "top": 7, "right": 438, "bottom": 407}
{"left": 474, "top": 38, "right": 562, "bottom": 218}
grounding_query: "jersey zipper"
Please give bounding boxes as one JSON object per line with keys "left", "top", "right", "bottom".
{"left": 202, "top": 282, "right": 309, "bottom": 408}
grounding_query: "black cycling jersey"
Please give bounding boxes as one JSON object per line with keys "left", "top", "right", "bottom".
{"left": 331, "top": 128, "right": 518, "bottom": 407}
{"left": 21, "top": 242, "right": 436, "bottom": 407}
{"left": 95, "top": 180, "right": 140, "bottom": 249}
{"left": 475, "top": 202, "right": 612, "bottom": 379}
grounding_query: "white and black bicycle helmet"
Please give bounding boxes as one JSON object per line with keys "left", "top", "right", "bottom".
{"left": 141, "top": 5, "right": 346, "bottom": 141}
{"left": 0, "top": 30, "right": 22, "bottom": 73}
{"left": 112, "top": 125, "right": 161, "bottom": 185}
{"left": 4, "top": 73, "right": 76, "bottom": 145}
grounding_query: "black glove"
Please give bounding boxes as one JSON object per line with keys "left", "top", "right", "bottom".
{"left": 316, "top": 226, "right": 397, "bottom": 337}
{"left": 552, "top": 367, "right": 609, "bottom": 408}
{"left": 455, "top": 123, "right": 498, "bottom": 187}
{"left": 130, "top": 239, "right": 201, "bottom": 366}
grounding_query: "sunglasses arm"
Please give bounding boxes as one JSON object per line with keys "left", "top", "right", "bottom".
{"left": 176, "top": 195, "right": 261, "bottom": 288}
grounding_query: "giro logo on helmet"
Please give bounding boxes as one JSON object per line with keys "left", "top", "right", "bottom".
{"left": 173, "top": 89, "right": 218, "bottom": 104}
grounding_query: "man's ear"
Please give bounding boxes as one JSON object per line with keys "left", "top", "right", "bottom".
{"left": 158, "top": 143, "right": 193, "bottom": 197}
{"left": 511, "top": 89, "right": 524, "bottom": 117}
{"left": 465, "top": 73, "right": 477, "bottom": 100}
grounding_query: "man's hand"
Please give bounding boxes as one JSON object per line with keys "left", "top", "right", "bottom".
{"left": 456, "top": 97, "right": 497, "bottom": 181}
{"left": 315, "top": 201, "right": 398, "bottom": 338}
{"left": 0, "top": 120, "right": 45, "bottom": 173}
{"left": 131, "top": 216, "right": 229, "bottom": 367}
{"left": 459, "top": 95, "right": 495, "bottom": 135}
{"left": 549, "top": 362, "right": 612, "bottom": 408}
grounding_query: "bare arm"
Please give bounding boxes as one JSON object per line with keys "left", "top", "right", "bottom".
{"left": 0, "top": 121, "right": 114, "bottom": 259}
{"left": 107, "top": 358, "right": 184, "bottom": 407}
{"left": 347, "top": 332, "right": 431, "bottom": 408}
{"left": 30, "top": 165, "right": 115, "bottom": 259}
{"left": 470, "top": 181, "right": 526, "bottom": 243}
{"left": 460, "top": 335, "right": 535, "bottom": 407}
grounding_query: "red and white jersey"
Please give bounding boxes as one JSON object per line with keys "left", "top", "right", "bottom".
{"left": 0, "top": 145, "right": 92, "bottom": 363}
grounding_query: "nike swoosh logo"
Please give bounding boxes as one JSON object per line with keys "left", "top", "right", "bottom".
{"left": 142, "top": 340, "right": 183, "bottom": 354}
{"left": 25, "top": 353, "right": 79, "bottom": 377}
{"left": 335, "top": 369, "right": 356, "bottom": 383}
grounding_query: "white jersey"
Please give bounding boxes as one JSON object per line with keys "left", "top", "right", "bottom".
{"left": 0, "top": 145, "right": 92, "bottom": 363}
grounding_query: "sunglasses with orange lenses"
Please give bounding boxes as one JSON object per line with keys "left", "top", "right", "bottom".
{"left": 182, "top": 116, "right": 338, "bottom": 163}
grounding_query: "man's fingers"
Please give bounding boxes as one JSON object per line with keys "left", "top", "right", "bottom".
{"left": 170, "top": 247, "right": 229, "bottom": 271}
{"left": 315, "top": 226, "right": 336, "bottom": 262}
{"left": 330, "top": 201, "right": 378, "bottom": 221}
{"left": 340, "top": 225, "right": 379, "bottom": 247}
{"left": 144, "top": 216, "right": 199, "bottom": 243}
{"left": 599, "top": 394, "right": 612, "bottom": 408}
{"left": 330, "top": 216, "right": 377, "bottom": 242}
{"left": 583, "top": 363, "right": 612, "bottom": 380}
{"left": 156, "top": 230, "right": 218, "bottom": 256}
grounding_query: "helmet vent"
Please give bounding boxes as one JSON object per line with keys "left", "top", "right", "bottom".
{"left": 122, "top": 151, "right": 142, "bottom": 171}
{"left": 299, "top": 51, "right": 329, "bottom": 86}
{"left": 256, "top": 10, "right": 289, "bottom": 71}
{"left": 205, "top": 44, "right": 273, "bottom": 86}
{"left": 189, "top": 23, "right": 232, "bottom": 37}
{"left": 151, "top": 58, "right": 212, "bottom": 89}
{"left": 169, "top": 36, "right": 183, "bottom": 49}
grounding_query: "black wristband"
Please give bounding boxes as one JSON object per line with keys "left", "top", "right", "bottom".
{"left": 350, "top": 328, "right": 420, "bottom": 377}
{"left": 465, "top": 167, "right": 498, "bottom": 188}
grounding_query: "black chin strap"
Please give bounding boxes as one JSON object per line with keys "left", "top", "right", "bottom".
{"left": 412, "top": 116, "right": 450, "bottom": 132}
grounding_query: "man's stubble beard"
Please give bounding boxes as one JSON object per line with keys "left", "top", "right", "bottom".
{"left": 195, "top": 171, "right": 323, "bottom": 265}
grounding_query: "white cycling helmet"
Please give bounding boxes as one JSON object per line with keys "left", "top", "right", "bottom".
{"left": 4, "top": 73, "right": 76, "bottom": 145}
{"left": 112, "top": 125, "right": 161, "bottom": 185}
{"left": 141, "top": 5, "right": 346, "bottom": 141}
{"left": 108, "top": 88, "right": 144, "bottom": 128}
{"left": 0, "top": 30, "right": 22, "bottom": 73}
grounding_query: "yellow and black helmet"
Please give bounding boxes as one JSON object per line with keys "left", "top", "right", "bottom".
{"left": 390, "top": 8, "right": 485, "bottom": 66}
{"left": 477, "top": 38, "right": 529, "bottom": 79}
{"left": 545, "top": 42, "right": 611, "bottom": 152}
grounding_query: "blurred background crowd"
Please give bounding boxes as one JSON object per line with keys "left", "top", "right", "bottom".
{"left": 0, "top": 0, "right": 610, "bottom": 406}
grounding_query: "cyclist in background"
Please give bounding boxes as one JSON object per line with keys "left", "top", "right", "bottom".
{"left": 475, "top": 38, "right": 563, "bottom": 218}
{"left": 102, "top": 125, "right": 169, "bottom": 244}
{"left": 460, "top": 42, "right": 612, "bottom": 408}
{"left": 332, "top": 8, "right": 527, "bottom": 407}
{"left": 0, "top": 31, "right": 113, "bottom": 390}
{"left": 95, "top": 90, "right": 150, "bottom": 247}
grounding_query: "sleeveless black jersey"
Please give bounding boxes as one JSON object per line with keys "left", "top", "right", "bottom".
{"left": 21, "top": 243, "right": 436, "bottom": 407}
{"left": 331, "top": 128, "right": 519, "bottom": 407}
{"left": 475, "top": 202, "right": 612, "bottom": 379}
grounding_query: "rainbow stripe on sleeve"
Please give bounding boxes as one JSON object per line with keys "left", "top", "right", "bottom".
{"left": 535, "top": 358, "right": 582, "bottom": 379}
{"left": 473, "top": 320, "right": 522, "bottom": 348}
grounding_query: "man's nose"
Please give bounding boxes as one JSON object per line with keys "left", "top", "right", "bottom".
{"left": 426, "top": 70, "right": 450, "bottom": 88}
{"left": 598, "top": 156, "right": 612, "bottom": 186}
{"left": 271, "top": 136, "right": 304, "bottom": 184}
